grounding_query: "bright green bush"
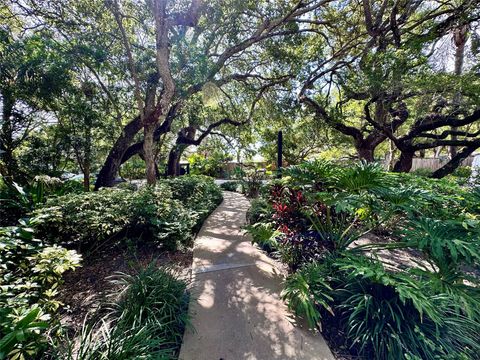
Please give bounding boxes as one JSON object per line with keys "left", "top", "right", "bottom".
{"left": 34, "top": 185, "right": 194, "bottom": 251}
{"left": 188, "top": 152, "right": 230, "bottom": 177}
{"left": 0, "top": 219, "right": 81, "bottom": 360}
{"left": 110, "top": 264, "right": 189, "bottom": 350}
{"left": 34, "top": 188, "right": 140, "bottom": 248}
{"left": 163, "top": 175, "right": 223, "bottom": 227}
{"left": 128, "top": 185, "right": 196, "bottom": 250}
{"left": 34, "top": 177, "right": 222, "bottom": 251}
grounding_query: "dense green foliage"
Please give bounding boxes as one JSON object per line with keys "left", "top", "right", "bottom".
{"left": 0, "top": 176, "right": 83, "bottom": 226}
{"left": 0, "top": 176, "right": 221, "bottom": 359}
{"left": 0, "top": 219, "right": 81, "bottom": 360}
{"left": 34, "top": 176, "right": 222, "bottom": 251}
{"left": 219, "top": 181, "right": 240, "bottom": 192}
{"left": 162, "top": 175, "right": 223, "bottom": 228}
{"left": 2, "top": 0, "right": 480, "bottom": 358}
{"left": 246, "top": 160, "right": 480, "bottom": 359}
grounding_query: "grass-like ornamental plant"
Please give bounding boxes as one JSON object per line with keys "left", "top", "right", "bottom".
{"left": 282, "top": 255, "right": 480, "bottom": 359}
{"left": 57, "top": 264, "right": 189, "bottom": 360}
{"left": 282, "top": 261, "right": 334, "bottom": 330}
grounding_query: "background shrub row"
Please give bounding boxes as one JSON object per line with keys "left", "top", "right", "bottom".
{"left": 34, "top": 176, "right": 223, "bottom": 251}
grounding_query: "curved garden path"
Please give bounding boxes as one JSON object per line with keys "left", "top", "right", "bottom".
{"left": 179, "top": 191, "right": 334, "bottom": 360}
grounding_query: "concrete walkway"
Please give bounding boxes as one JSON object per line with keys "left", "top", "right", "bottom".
{"left": 179, "top": 191, "right": 334, "bottom": 360}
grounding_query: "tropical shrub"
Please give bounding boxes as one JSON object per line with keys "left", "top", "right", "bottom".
{"left": 163, "top": 175, "right": 223, "bottom": 227}
{"left": 0, "top": 176, "right": 221, "bottom": 359}
{"left": 0, "top": 176, "right": 83, "bottom": 226}
{"left": 282, "top": 261, "right": 334, "bottom": 330}
{"left": 282, "top": 256, "right": 480, "bottom": 360}
{"left": 34, "top": 185, "right": 194, "bottom": 251}
{"left": 34, "top": 176, "right": 222, "bottom": 251}
{"left": 0, "top": 219, "right": 81, "bottom": 360}
{"left": 247, "top": 160, "right": 480, "bottom": 360}
{"left": 0, "top": 177, "right": 31, "bottom": 226}
{"left": 240, "top": 169, "right": 265, "bottom": 198}
{"left": 188, "top": 152, "right": 230, "bottom": 178}
{"left": 268, "top": 184, "right": 307, "bottom": 233}
{"left": 128, "top": 185, "right": 197, "bottom": 250}
{"left": 34, "top": 188, "right": 142, "bottom": 248}
{"left": 244, "top": 222, "right": 280, "bottom": 253}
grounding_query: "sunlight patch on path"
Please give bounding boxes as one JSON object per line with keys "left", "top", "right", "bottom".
{"left": 179, "top": 191, "right": 334, "bottom": 360}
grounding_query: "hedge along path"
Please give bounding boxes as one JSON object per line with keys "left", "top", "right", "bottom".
{"left": 179, "top": 191, "right": 334, "bottom": 360}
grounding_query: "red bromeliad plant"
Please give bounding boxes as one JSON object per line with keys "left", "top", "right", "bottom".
{"left": 268, "top": 184, "right": 307, "bottom": 233}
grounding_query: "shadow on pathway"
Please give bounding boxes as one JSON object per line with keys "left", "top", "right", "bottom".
{"left": 179, "top": 191, "right": 334, "bottom": 360}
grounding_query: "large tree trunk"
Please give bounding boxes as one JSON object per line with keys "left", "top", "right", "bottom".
{"left": 431, "top": 145, "right": 478, "bottom": 178}
{"left": 0, "top": 93, "right": 19, "bottom": 180}
{"left": 94, "top": 116, "right": 142, "bottom": 190}
{"left": 83, "top": 162, "right": 90, "bottom": 191}
{"left": 393, "top": 150, "right": 415, "bottom": 172}
{"left": 357, "top": 147, "right": 374, "bottom": 161}
{"left": 94, "top": 71, "right": 162, "bottom": 190}
{"left": 355, "top": 131, "right": 389, "bottom": 162}
{"left": 386, "top": 140, "right": 396, "bottom": 170}
{"left": 166, "top": 146, "right": 182, "bottom": 176}
{"left": 166, "top": 127, "right": 196, "bottom": 176}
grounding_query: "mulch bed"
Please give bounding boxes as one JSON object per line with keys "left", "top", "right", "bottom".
{"left": 57, "top": 242, "right": 193, "bottom": 333}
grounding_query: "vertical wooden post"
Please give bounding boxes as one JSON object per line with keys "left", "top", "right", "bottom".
{"left": 176, "top": 160, "right": 181, "bottom": 176}
{"left": 277, "top": 130, "right": 283, "bottom": 178}
{"left": 186, "top": 163, "right": 190, "bottom": 175}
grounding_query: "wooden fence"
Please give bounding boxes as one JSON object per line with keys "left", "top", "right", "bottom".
{"left": 408, "top": 156, "right": 475, "bottom": 171}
